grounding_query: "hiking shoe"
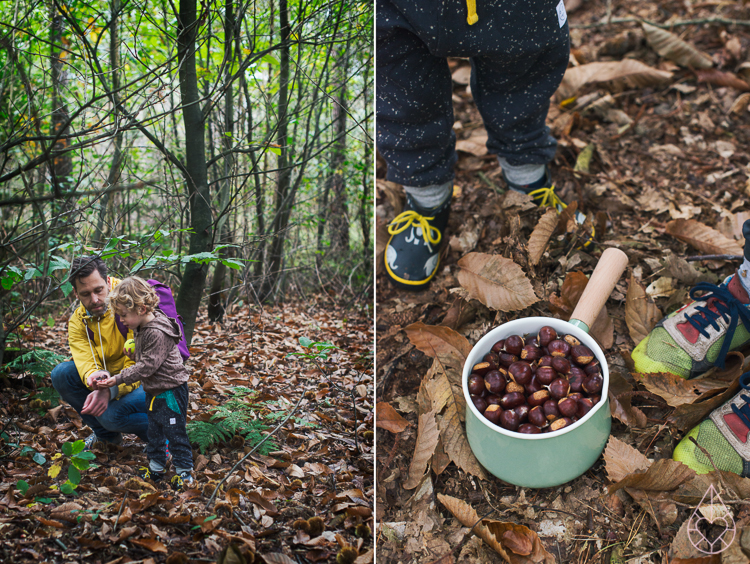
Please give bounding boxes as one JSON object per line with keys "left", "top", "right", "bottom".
{"left": 84, "top": 432, "right": 122, "bottom": 450}
{"left": 384, "top": 195, "right": 450, "bottom": 290}
{"left": 673, "top": 371, "right": 750, "bottom": 475}
{"left": 137, "top": 466, "right": 164, "bottom": 482}
{"left": 502, "top": 166, "right": 593, "bottom": 246}
{"left": 170, "top": 471, "right": 195, "bottom": 491}
{"left": 632, "top": 274, "right": 750, "bottom": 379}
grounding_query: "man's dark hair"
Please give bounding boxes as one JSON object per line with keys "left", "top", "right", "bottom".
{"left": 69, "top": 256, "right": 108, "bottom": 290}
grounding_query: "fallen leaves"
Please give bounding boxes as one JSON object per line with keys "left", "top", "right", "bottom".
{"left": 625, "top": 273, "right": 662, "bottom": 347}
{"left": 641, "top": 22, "right": 713, "bottom": 69}
{"left": 527, "top": 209, "right": 558, "bottom": 266}
{"left": 403, "top": 410, "right": 439, "bottom": 489}
{"left": 557, "top": 59, "right": 672, "bottom": 100}
{"left": 456, "top": 253, "right": 538, "bottom": 312}
{"left": 375, "top": 402, "right": 409, "bottom": 433}
{"left": 666, "top": 219, "right": 744, "bottom": 256}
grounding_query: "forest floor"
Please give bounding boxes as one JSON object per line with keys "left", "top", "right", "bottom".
{"left": 0, "top": 295, "right": 374, "bottom": 564}
{"left": 375, "top": 1, "right": 750, "bottom": 563}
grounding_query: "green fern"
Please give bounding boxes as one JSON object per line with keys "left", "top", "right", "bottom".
{"left": 7, "top": 349, "right": 68, "bottom": 383}
{"left": 186, "top": 421, "right": 234, "bottom": 453}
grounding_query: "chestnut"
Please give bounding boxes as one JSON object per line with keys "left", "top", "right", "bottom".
{"left": 520, "top": 344, "right": 543, "bottom": 361}
{"left": 568, "top": 367, "right": 586, "bottom": 393}
{"left": 583, "top": 374, "right": 603, "bottom": 395}
{"left": 472, "top": 361, "right": 492, "bottom": 376}
{"left": 527, "top": 335, "right": 540, "bottom": 347}
{"left": 498, "top": 352, "right": 519, "bottom": 367}
{"left": 584, "top": 360, "right": 601, "bottom": 377}
{"left": 577, "top": 397, "right": 594, "bottom": 418}
{"left": 514, "top": 404, "right": 529, "bottom": 423}
{"left": 558, "top": 396, "right": 578, "bottom": 418}
{"left": 508, "top": 361, "right": 533, "bottom": 386}
{"left": 484, "top": 404, "right": 503, "bottom": 425}
{"left": 504, "top": 335, "right": 524, "bottom": 356}
{"left": 500, "top": 391, "right": 526, "bottom": 410}
{"left": 538, "top": 326, "right": 557, "bottom": 347}
{"left": 468, "top": 374, "right": 486, "bottom": 396}
{"left": 549, "top": 377, "right": 571, "bottom": 400}
{"left": 486, "top": 394, "right": 502, "bottom": 406}
{"left": 500, "top": 409, "right": 520, "bottom": 431}
{"left": 547, "top": 339, "right": 571, "bottom": 358}
{"left": 528, "top": 406, "right": 546, "bottom": 428}
{"left": 571, "top": 345, "right": 594, "bottom": 366}
{"left": 505, "top": 381, "right": 525, "bottom": 394}
{"left": 543, "top": 399, "right": 560, "bottom": 421}
{"left": 551, "top": 356, "right": 571, "bottom": 375}
{"left": 538, "top": 355, "right": 553, "bottom": 368}
{"left": 524, "top": 376, "right": 543, "bottom": 395}
{"left": 484, "top": 370, "right": 507, "bottom": 395}
{"left": 483, "top": 351, "right": 500, "bottom": 370}
{"left": 472, "top": 395, "right": 488, "bottom": 412}
{"left": 550, "top": 417, "right": 573, "bottom": 431}
{"left": 528, "top": 389, "right": 550, "bottom": 407}
{"left": 491, "top": 339, "right": 506, "bottom": 354}
{"left": 518, "top": 423, "right": 542, "bottom": 434}
{"left": 536, "top": 365, "right": 556, "bottom": 386}
{"left": 563, "top": 334, "right": 581, "bottom": 347}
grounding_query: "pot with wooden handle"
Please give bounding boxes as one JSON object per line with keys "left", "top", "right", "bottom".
{"left": 462, "top": 248, "right": 629, "bottom": 488}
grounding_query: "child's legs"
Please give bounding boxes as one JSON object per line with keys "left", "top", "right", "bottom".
{"left": 154, "top": 384, "right": 193, "bottom": 473}
{"left": 145, "top": 406, "right": 168, "bottom": 471}
{"left": 377, "top": 0, "right": 456, "bottom": 189}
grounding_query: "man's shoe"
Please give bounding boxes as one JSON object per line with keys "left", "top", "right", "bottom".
{"left": 673, "top": 371, "right": 750, "bottom": 475}
{"left": 137, "top": 466, "right": 164, "bottom": 482}
{"left": 84, "top": 432, "right": 122, "bottom": 451}
{"left": 384, "top": 195, "right": 450, "bottom": 290}
{"left": 170, "top": 471, "right": 195, "bottom": 491}
{"left": 632, "top": 274, "right": 750, "bottom": 379}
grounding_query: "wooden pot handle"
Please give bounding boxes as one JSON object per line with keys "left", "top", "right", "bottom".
{"left": 569, "top": 248, "right": 629, "bottom": 332}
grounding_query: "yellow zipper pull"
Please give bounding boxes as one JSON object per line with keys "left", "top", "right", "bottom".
{"left": 466, "top": 0, "right": 478, "bottom": 24}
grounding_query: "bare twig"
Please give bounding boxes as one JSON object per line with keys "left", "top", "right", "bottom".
{"left": 688, "top": 435, "right": 728, "bottom": 493}
{"left": 113, "top": 494, "right": 127, "bottom": 533}
{"left": 571, "top": 17, "right": 750, "bottom": 29}
{"left": 685, "top": 254, "right": 742, "bottom": 262}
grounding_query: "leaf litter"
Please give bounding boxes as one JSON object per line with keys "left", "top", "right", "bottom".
{"left": 376, "top": 0, "right": 750, "bottom": 561}
{"left": 0, "top": 298, "right": 373, "bottom": 563}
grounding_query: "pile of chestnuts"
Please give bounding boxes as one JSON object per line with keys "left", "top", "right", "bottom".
{"left": 468, "top": 326, "right": 603, "bottom": 434}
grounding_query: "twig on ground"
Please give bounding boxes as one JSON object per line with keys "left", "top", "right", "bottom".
{"left": 685, "top": 254, "right": 742, "bottom": 262}
{"left": 689, "top": 435, "right": 729, "bottom": 493}
{"left": 206, "top": 390, "right": 305, "bottom": 510}
{"left": 571, "top": 17, "right": 750, "bottom": 29}
{"left": 113, "top": 493, "right": 128, "bottom": 533}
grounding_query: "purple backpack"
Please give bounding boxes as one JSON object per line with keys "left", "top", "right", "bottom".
{"left": 111, "top": 279, "right": 190, "bottom": 361}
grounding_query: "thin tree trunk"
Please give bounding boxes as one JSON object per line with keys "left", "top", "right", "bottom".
{"left": 359, "top": 61, "right": 371, "bottom": 259}
{"left": 174, "top": 0, "right": 212, "bottom": 344}
{"left": 328, "top": 40, "right": 351, "bottom": 258}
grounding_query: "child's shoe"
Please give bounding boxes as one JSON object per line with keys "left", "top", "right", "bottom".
{"left": 632, "top": 274, "right": 750, "bottom": 379}
{"left": 384, "top": 194, "right": 450, "bottom": 290}
{"left": 673, "top": 371, "right": 750, "bottom": 475}
{"left": 137, "top": 466, "right": 164, "bottom": 482}
{"left": 84, "top": 432, "right": 122, "bottom": 450}
{"left": 171, "top": 471, "right": 195, "bottom": 491}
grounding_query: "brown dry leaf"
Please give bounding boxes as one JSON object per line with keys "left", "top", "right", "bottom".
{"left": 635, "top": 372, "right": 729, "bottom": 408}
{"left": 667, "top": 369, "right": 741, "bottom": 432}
{"left": 456, "top": 253, "right": 538, "bottom": 312}
{"left": 404, "top": 409, "right": 440, "bottom": 490}
{"left": 666, "top": 219, "right": 743, "bottom": 256}
{"left": 262, "top": 554, "right": 298, "bottom": 564}
{"left": 375, "top": 220, "right": 390, "bottom": 275}
{"left": 548, "top": 271, "right": 589, "bottom": 319}
{"left": 626, "top": 489, "right": 679, "bottom": 532}
{"left": 427, "top": 360, "right": 486, "bottom": 479}
{"left": 452, "top": 65, "right": 471, "bottom": 85}
{"left": 608, "top": 458, "right": 696, "bottom": 494}
{"left": 456, "top": 130, "right": 488, "bottom": 157}
{"left": 556, "top": 60, "right": 672, "bottom": 99}
{"left": 695, "top": 69, "right": 750, "bottom": 91}
{"left": 130, "top": 538, "right": 169, "bottom": 554}
{"left": 603, "top": 436, "right": 651, "bottom": 482}
{"left": 438, "top": 494, "right": 555, "bottom": 564}
{"left": 375, "top": 402, "right": 409, "bottom": 434}
{"left": 663, "top": 253, "right": 715, "bottom": 286}
{"left": 670, "top": 518, "right": 707, "bottom": 560}
{"left": 609, "top": 392, "right": 648, "bottom": 428}
{"left": 589, "top": 305, "right": 614, "bottom": 350}
{"left": 625, "top": 273, "right": 662, "bottom": 347}
{"left": 405, "top": 322, "right": 472, "bottom": 371}
{"left": 641, "top": 22, "right": 713, "bottom": 69}
{"left": 674, "top": 471, "right": 750, "bottom": 505}
{"left": 527, "top": 209, "right": 558, "bottom": 266}
{"left": 730, "top": 92, "right": 750, "bottom": 114}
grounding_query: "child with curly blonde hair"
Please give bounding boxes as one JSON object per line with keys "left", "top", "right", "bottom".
{"left": 96, "top": 276, "right": 194, "bottom": 489}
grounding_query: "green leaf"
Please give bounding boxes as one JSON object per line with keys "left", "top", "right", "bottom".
{"left": 74, "top": 451, "right": 96, "bottom": 460}
{"left": 62, "top": 442, "right": 73, "bottom": 457}
{"left": 32, "top": 452, "right": 46, "bottom": 465}
{"left": 16, "top": 480, "right": 29, "bottom": 495}
{"left": 61, "top": 282, "right": 74, "bottom": 297}
{"left": 70, "top": 439, "right": 85, "bottom": 456}
{"left": 60, "top": 482, "right": 77, "bottom": 495}
{"left": 220, "top": 258, "right": 244, "bottom": 270}
{"left": 267, "top": 146, "right": 282, "bottom": 156}
{"left": 299, "top": 336, "right": 313, "bottom": 348}
{"left": 46, "top": 317, "right": 55, "bottom": 327}
{"left": 35, "top": 497, "right": 54, "bottom": 504}
{"left": 68, "top": 466, "right": 81, "bottom": 485}
{"left": 20, "top": 446, "right": 35, "bottom": 457}
{"left": 71, "top": 458, "right": 90, "bottom": 472}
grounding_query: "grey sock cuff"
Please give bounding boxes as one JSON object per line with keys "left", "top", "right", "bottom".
{"left": 497, "top": 158, "right": 546, "bottom": 186}
{"left": 739, "top": 258, "right": 750, "bottom": 297}
{"left": 149, "top": 461, "right": 165, "bottom": 473}
{"left": 404, "top": 180, "right": 453, "bottom": 210}
{"left": 175, "top": 467, "right": 193, "bottom": 475}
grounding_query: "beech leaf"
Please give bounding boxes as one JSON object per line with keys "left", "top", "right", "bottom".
{"left": 603, "top": 435, "right": 651, "bottom": 483}
{"left": 405, "top": 322, "right": 472, "bottom": 375}
{"left": 641, "top": 22, "right": 713, "bottom": 69}
{"left": 695, "top": 68, "right": 750, "bottom": 91}
{"left": 608, "top": 458, "right": 696, "bottom": 494}
{"left": 625, "top": 273, "right": 662, "bottom": 347}
{"left": 557, "top": 60, "right": 672, "bottom": 99}
{"left": 375, "top": 402, "right": 409, "bottom": 434}
{"left": 457, "top": 253, "right": 538, "bottom": 312}
{"left": 635, "top": 371, "right": 729, "bottom": 408}
{"left": 404, "top": 409, "right": 440, "bottom": 490}
{"left": 668, "top": 370, "right": 742, "bottom": 432}
{"left": 527, "top": 209, "right": 558, "bottom": 266}
{"left": 129, "top": 537, "right": 168, "bottom": 554}
{"left": 666, "top": 219, "right": 743, "bottom": 256}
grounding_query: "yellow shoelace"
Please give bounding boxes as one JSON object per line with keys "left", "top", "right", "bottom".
{"left": 388, "top": 210, "right": 442, "bottom": 246}
{"left": 527, "top": 184, "right": 566, "bottom": 210}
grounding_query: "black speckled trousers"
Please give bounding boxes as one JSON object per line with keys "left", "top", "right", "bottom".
{"left": 377, "top": 0, "right": 570, "bottom": 187}
{"left": 145, "top": 382, "right": 193, "bottom": 473}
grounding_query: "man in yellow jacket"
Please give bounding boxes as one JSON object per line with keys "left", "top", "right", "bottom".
{"left": 51, "top": 256, "right": 149, "bottom": 448}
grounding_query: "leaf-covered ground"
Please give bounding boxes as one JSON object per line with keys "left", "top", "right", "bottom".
{"left": 375, "top": 1, "right": 750, "bottom": 563}
{"left": 0, "top": 296, "right": 374, "bottom": 564}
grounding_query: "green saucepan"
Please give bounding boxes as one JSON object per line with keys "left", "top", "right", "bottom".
{"left": 463, "top": 248, "right": 628, "bottom": 488}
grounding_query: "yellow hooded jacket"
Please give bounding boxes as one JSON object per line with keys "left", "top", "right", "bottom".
{"left": 68, "top": 277, "right": 140, "bottom": 399}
